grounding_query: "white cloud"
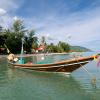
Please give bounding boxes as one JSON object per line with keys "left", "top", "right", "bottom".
{"left": 0, "top": 0, "right": 100, "bottom": 51}
{"left": 0, "top": 0, "right": 23, "bottom": 11}
{"left": 0, "top": 15, "right": 13, "bottom": 28}
{"left": 0, "top": 0, "right": 24, "bottom": 28}
{"left": 0, "top": 8, "right": 6, "bottom": 15}
{"left": 13, "top": 16, "right": 19, "bottom": 21}
{"left": 23, "top": 5, "right": 100, "bottom": 51}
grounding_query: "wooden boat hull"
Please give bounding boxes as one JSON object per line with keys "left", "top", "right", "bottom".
{"left": 9, "top": 55, "right": 97, "bottom": 73}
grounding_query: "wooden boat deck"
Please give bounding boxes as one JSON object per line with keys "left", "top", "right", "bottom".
{"left": 8, "top": 55, "right": 98, "bottom": 73}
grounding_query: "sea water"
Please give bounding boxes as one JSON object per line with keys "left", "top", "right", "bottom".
{"left": 0, "top": 53, "right": 100, "bottom": 100}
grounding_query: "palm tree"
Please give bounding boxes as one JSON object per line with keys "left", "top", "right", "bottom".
{"left": 58, "top": 41, "right": 70, "bottom": 52}
{"left": 0, "top": 26, "right": 6, "bottom": 46}
{"left": 24, "top": 30, "right": 38, "bottom": 53}
{"left": 4, "top": 20, "right": 27, "bottom": 53}
{"left": 0, "top": 25, "right": 7, "bottom": 54}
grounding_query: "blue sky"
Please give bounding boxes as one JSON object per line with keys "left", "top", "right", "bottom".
{"left": 0, "top": 0, "right": 100, "bottom": 51}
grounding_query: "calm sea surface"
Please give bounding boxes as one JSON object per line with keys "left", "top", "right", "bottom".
{"left": 0, "top": 53, "right": 100, "bottom": 100}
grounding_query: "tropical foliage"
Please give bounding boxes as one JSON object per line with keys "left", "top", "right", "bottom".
{"left": 0, "top": 20, "right": 71, "bottom": 54}
{"left": 4, "top": 20, "right": 26, "bottom": 53}
{"left": 24, "top": 30, "right": 38, "bottom": 53}
{"left": 57, "top": 41, "right": 70, "bottom": 53}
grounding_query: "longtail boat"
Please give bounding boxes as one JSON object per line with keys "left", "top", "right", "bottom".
{"left": 8, "top": 54, "right": 98, "bottom": 73}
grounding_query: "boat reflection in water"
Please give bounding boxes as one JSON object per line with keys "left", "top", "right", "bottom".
{"left": 2, "top": 67, "right": 98, "bottom": 100}
{"left": 1, "top": 57, "right": 100, "bottom": 100}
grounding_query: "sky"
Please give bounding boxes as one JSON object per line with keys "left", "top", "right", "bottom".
{"left": 0, "top": 0, "right": 100, "bottom": 51}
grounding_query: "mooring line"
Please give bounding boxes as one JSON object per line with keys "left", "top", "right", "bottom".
{"left": 75, "top": 56, "right": 97, "bottom": 86}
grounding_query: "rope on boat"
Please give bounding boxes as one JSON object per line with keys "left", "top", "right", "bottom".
{"left": 75, "top": 56, "right": 96, "bottom": 86}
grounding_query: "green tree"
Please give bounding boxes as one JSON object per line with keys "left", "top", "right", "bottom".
{"left": 57, "top": 41, "right": 70, "bottom": 52}
{"left": 46, "top": 43, "right": 58, "bottom": 53}
{"left": 0, "top": 26, "right": 2, "bottom": 32}
{"left": 41, "top": 36, "right": 47, "bottom": 45}
{"left": 0, "top": 26, "right": 6, "bottom": 47}
{"left": 24, "top": 30, "right": 38, "bottom": 53}
{"left": 0, "top": 26, "right": 4, "bottom": 46}
{"left": 4, "top": 20, "right": 26, "bottom": 53}
{"left": 0, "top": 26, "right": 7, "bottom": 54}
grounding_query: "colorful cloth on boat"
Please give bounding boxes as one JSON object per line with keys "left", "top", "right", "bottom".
{"left": 97, "top": 59, "right": 100, "bottom": 67}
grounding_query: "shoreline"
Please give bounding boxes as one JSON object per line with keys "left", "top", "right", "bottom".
{"left": 16, "top": 52, "right": 69, "bottom": 57}
{"left": 0, "top": 53, "right": 68, "bottom": 58}
{"left": 0, "top": 51, "right": 92, "bottom": 58}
